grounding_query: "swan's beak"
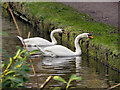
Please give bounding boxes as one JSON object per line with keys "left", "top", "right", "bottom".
{"left": 89, "top": 36, "right": 93, "bottom": 39}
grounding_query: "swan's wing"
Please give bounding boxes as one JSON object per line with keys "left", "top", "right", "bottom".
{"left": 44, "top": 45, "right": 74, "bottom": 56}
{"left": 23, "top": 37, "right": 53, "bottom": 46}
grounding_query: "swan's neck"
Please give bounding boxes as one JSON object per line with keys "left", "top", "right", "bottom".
{"left": 50, "top": 30, "right": 57, "bottom": 45}
{"left": 74, "top": 35, "right": 82, "bottom": 55}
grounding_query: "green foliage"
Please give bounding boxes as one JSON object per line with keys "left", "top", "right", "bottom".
{"left": 53, "top": 74, "right": 82, "bottom": 89}
{"left": 2, "top": 2, "right": 9, "bottom": 16}
{"left": 2, "top": 2, "right": 8, "bottom": 9}
{"left": 1, "top": 47, "right": 40, "bottom": 88}
{"left": 53, "top": 76, "right": 67, "bottom": 84}
{"left": 21, "top": 2, "right": 119, "bottom": 54}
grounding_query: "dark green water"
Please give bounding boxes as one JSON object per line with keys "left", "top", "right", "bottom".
{"left": 2, "top": 14, "right": 120, "bottom": 89}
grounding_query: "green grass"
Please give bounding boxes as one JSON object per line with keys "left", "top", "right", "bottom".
{"left": 22, "top": 2, "right": 118, "bottom": 54}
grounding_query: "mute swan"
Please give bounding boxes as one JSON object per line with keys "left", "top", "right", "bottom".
{"left": 17, "top": 29, "right": 65, "bottom": 46}
{"left": 37, "top": 33, "right": 93, "bottom": 57}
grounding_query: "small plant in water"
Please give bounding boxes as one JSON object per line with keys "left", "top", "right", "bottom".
{"left": 1, "top": 46, "right": 40, "bottom": 88}
{"left": 53, "top": 74, "right": 82, "bottom": 89}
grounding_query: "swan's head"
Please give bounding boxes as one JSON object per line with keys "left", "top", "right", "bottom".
{"left": 54, "top": 29, "right": 65, "bottom": 34}
{"left": 80, "top": 33, "right": 93, "bottom": 39}
{"left": 88, "top": 33, "right": 93, "bottom": 39}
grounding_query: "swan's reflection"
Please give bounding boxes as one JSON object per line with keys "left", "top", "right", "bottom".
{"left": 37, "top": 56, "right": 82, "bottom": 75}
{"left": 75, "top": 56, "right": 82, "bottom": 76}
{"left": 37, "top": 56, "right": 75, "bottom": 68}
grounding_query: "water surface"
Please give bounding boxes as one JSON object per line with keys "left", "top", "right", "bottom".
{"left": 2, "top": 15, "right": 120, "bottom": 89}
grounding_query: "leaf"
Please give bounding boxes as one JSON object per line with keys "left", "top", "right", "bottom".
{"left": 13, "top": 61, "right": 24, "bottom": 69}
{"left": 5, "top": 70, "right": 15, "bottom": 75}
{"left": 16, "top": 64, "right": 22, "bottom": 68}
{"left": 69, "top": 74, "right": 82, "bottom": 82}
{"left": 66, "top": 74, "right": 81, "bottom": 89}
{"left": 53, "top": 76, "right": 67, "bottom": 83}
{"left": 14, "top": 83, "right": 23, "bottom": 88}
{"left": 4, "top": 76, "right": 24, "bottom": 83}
{"left": 13, "top": 49, "right": 21, "bottom": 59}
{"left": 17, "top": 56, "right": 24, "bottom": 61}
{"left": 16, "top": 46, "right": 22, "bottom": 50}
{"left": 53, "top": 87, "right": 61, "bottom": 90}
{"left": 19, "top": 49, "right": 28, "bottom": 55}
{"left": 69, "top": 74, "right": 76, "bottom": 82}
{"left": 29, "top": 50, "right": 40, "bottom": 55}
{"left": 2, "top": 63, "right": 5, "bottom": 68}
{"left": 73, "top": 77, "right": 82, "bottom": 81}
{"left": 2, "top": 2, "right": 8, "bottom": 9}
{"left": 23, "top": 54, "right": 30, "bottom": 60}
{"left": 5, "top": 57, "right": 13, "bottom": 70}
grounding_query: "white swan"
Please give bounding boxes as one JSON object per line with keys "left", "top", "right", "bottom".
{"left": 37, "top": 33, "right": 93, "bottom": 57}
{"left": 17, "top": 29, "right": 65, "bottom": 46}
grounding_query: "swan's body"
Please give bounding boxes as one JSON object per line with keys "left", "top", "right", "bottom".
{"left": 43, "top": 45, "right": 76, "bottom": 56}
{"left": 38, "top": 33, "right": 93, "bottom": 57}
{"left": 17, "top": 29, "right": 65, "bottom": 46}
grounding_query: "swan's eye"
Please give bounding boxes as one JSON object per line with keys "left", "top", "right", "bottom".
{"left": 88, "top": 34, "right": 92, "bottom": 36}
{"left": 62, "top": 30, "right": 66, "bottom": 34}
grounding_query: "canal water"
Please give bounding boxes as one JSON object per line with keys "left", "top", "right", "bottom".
{"left": 2, "top": 14, "right": 120, "bottom": 89}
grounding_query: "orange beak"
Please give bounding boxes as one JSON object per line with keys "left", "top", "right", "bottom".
{"left": 89, "top": 36, "right": 93, "bottom": 39}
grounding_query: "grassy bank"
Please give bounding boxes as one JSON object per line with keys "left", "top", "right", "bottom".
{"left": 22, "top": 2, "right": 118, "bottom": 53}
{"left": 3, "top": 2, "right": 120, "bottom": 70}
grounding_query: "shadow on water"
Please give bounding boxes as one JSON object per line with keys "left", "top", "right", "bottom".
{"left": 2, "top": 14, "right": 120, "bottom": 89}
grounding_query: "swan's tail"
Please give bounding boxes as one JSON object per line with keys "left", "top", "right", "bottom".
{"left": 17, "top": 36, "right": 24, "bottom": 45}
{"left": 36, "top": 45, "right": 56, "bottom": 57}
